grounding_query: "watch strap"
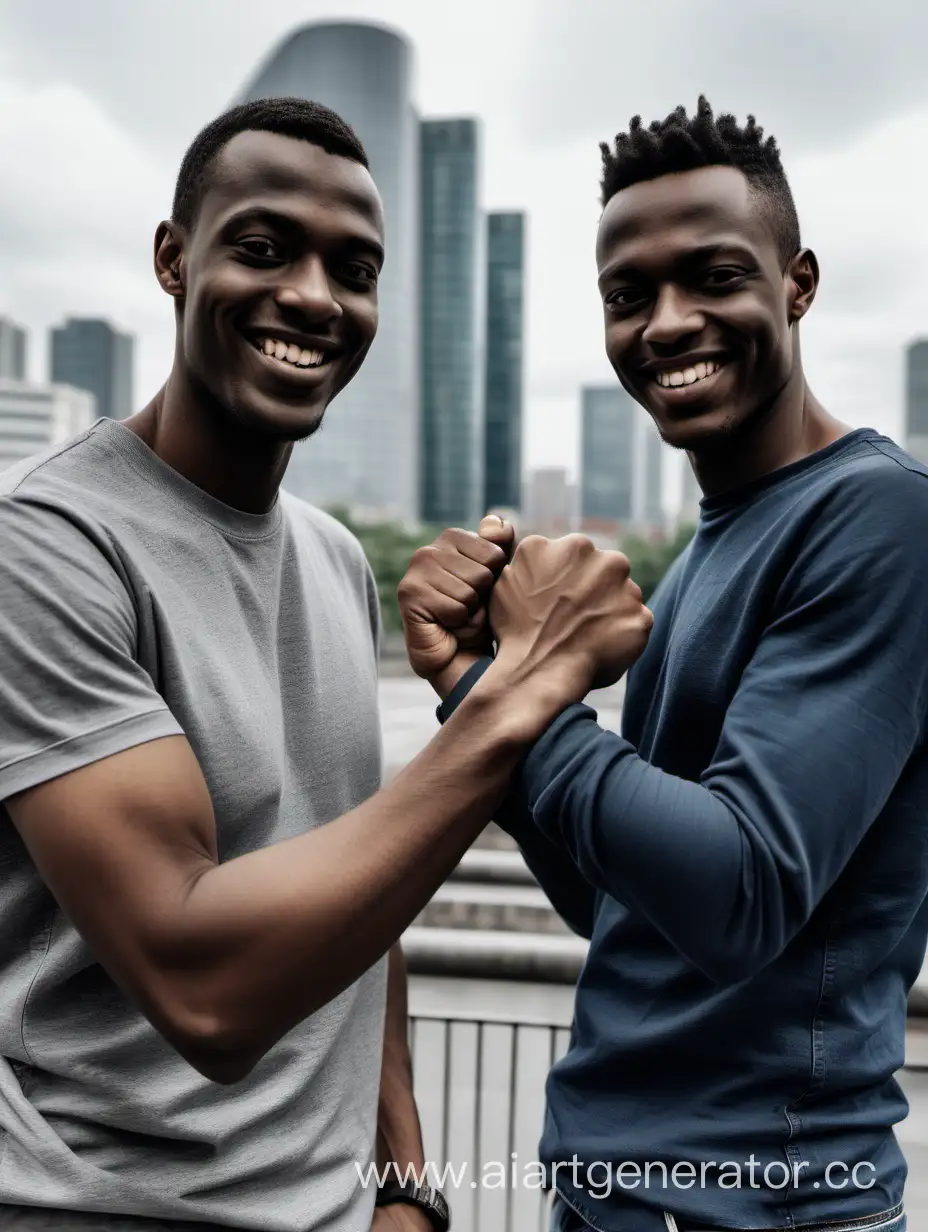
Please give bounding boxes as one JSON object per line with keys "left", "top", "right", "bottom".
{"left": 375, "top": 1178, "right": 451, "bottom": 1230}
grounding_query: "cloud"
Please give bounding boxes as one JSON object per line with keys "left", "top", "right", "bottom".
{"left": 0, "top": 77, "right": 173, "bottom": 393}
{"left": 511, "top": 0, "right": 928, "bottom": 157}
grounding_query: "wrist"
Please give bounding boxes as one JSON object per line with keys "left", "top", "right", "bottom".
{"left": 427, "top": 650, "right": 486, "bottom": 702}
{"left": 457, "top": 650, "right": 574, "bottom": 746}
{"left": 375, "top": 1178, "right": 450, "bottom": 1231}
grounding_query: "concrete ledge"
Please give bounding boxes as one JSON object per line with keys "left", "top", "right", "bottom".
{"left": 402, "top": 927, "right": 589, "bottom": 983}
{"left": 404, "top": 928, "right": 928, "bottom": 1017}
{"left": 450, "top": 848, "right": 538, "bottom": 885}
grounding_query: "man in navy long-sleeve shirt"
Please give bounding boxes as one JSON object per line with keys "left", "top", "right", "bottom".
{"left": 399, "top": 97, "right": 928, "bottom": 1231}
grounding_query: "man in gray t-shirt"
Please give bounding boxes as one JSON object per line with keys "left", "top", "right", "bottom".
{"left": 0, "top": 99, "right": 650, "bottom": 1231}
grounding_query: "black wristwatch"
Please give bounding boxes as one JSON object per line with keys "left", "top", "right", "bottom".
{"left": 375, "top": 1178, "right": 451, "bottom": 1230}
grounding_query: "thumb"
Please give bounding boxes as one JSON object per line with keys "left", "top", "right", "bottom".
{"left": 478, "top": 512, "right": 516, "bottom": 561}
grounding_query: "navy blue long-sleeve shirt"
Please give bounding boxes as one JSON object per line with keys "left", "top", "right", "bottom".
{"left": 440, "top": 428, "right": 928, "bottom": 1230}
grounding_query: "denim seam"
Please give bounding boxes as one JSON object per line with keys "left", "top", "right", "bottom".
{"left": 783, "top": 931, "right": 840, "bottom": 1228}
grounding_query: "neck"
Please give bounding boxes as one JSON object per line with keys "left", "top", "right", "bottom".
{"left": 688, "top": 359, "right": 852, "bottom": 501}
{"left": 123, "top": 362, "right": 292, "bottom": 515}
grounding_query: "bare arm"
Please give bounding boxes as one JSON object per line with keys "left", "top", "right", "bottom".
{"left": 376, "top": 945, "right": 425, "bottom": 1181}
{"left": 7, "top": 662, "right": 564, "bottom": 1086}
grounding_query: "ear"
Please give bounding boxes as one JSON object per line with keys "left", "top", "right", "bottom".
{"left": 154, "top": 221, "right": 186, "bottom": 299}
{"left": 786, "top": 247, "right": 818, "bottom": 324}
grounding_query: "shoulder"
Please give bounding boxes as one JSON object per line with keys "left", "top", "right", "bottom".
{"left": 779, "top": 437, "right": 928, "bottom": 610}
{"left": 806, "top": 435, "right": 928, "bottom": 547}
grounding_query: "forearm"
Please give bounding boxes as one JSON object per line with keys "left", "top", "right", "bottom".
{"left": 494, "top": 796, "right": 598, "bottom": 939}
{"left": 156, "top": 664, "right": 568, "bottom": 1081}
{"left": 518, "top": 690, "right": 922, "bottom": 984}
{"left": 376, "top": 945, "right": 424, "bottom": 1178}
{"left": 434, "top": 655, "right": 598, "bottom": 940}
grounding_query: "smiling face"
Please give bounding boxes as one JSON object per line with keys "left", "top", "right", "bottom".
{"left": 165, "top": 130, "right": 385, "bottom": 442}
{"left": 596, "top": 165, "right": 816, "bottom": 453}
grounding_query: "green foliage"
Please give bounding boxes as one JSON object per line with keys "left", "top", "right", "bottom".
{"left": 618, "top": 522, "right": 697, "bottom": 603}
{"left": 326, "top": 505, "right": 441, "bottom": 633}
{"left": 326, "top": 504, "right": 697, "bottom": 632}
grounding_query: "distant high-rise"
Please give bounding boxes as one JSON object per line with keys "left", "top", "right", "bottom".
{"left": 0, "top": 379, "right": 97, "bottom": 472}
{"left": 241, "top": 22, "right": 419, "bottom": 520}
{"left": 0, "top": 317, "right": 27, "bottom": 381}
{"left": 580, "top": 385, "right": 663, "bottom": 535}
{"left": 419, "top": 118, "right": 484, "bottom": 526}
{"left": 525, "top": 466, "right": 575, "bottom": 536}
{"left": 50, "top": 318, "right": 133, "bottom": 421}
{"left": 905, "top": 339, "right": 928, "bottom": 467}
{"left": 483, "top": 212, "right": 525, "bottom": 514}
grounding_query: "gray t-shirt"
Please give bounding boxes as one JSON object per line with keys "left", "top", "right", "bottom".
{"left": 0, "top": 419, "right": 388, "bottom": 1230}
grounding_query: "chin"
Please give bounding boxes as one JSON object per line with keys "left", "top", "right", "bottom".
{"left": 227, "top": 396, "right": 329, "bottom": 443}
{"left": 650, "top": 405, "right": 747, "bottom": 453}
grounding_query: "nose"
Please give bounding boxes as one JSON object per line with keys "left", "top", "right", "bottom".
{"left": 274, "top": 255, "right": 342, "bottom": 322}
{"left": 641, "top": 284, "right": 705, "bottom": 349}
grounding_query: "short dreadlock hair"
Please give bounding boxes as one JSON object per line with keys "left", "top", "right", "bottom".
{"left": 171, "top": 97, "right": 369, "bottom": 230}
{"left": 599, "top": 96, "right": 800, "bottom": 268}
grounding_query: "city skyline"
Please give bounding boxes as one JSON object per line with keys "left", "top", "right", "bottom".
{"left": 50, "top": 317, "right": 133, "bottom": 422}
{"left": 2, "top": 2, "right": 928, "bottom": 510}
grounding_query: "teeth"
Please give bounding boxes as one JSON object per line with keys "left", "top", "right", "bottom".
{"left": 257, "top": 339, "right": 329, "bottom": 369}
{"left": 656, "top": 361, "right": 721, "bottom": 389}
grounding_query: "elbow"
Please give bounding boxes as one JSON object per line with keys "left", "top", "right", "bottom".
{"left": 147, "top": 985, "right": 264, "bottom": 1086}
{"left": 179, "top": 1034, "right": 257, "bottom": 1086}
{"left": 682, "top": 929, "right": 790, "bottom": 988}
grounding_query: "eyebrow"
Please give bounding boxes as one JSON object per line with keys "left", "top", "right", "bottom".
{"left": 598, "top": 242, "right": 757, "bottom": 285}
{"left": 219, "top": 206, "right": 385, "bottom": 265}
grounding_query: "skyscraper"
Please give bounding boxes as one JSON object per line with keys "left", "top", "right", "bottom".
{"left": 0, "top": 379, "right": 96, "bottom": 472}
{"left": 419, "top": 118, "right": 484, "bottom": 526}
{"left": 240, "top": 22, "right": 420, "bottom": 520}
{"left": 905, "top": 339, "right": 928, "bottom": 467}
{"left": 483, "top": 212, "right": 525, "bottom": 514}
{"left": 50, "top": 318, "right": 133, "bottom": 421}
{"left": 0, "top": 317, "right": 27, "bottom": 381}
{"left": 580, "top": 384, "right": 663, "bottom": 535}
{"left": 525, "top": 467, "right": 575, "bottom": 536}
{"left": 581, "top": 385, "right": 635, "bottom": 530}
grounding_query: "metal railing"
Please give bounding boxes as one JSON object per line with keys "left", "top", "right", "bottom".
{"left": 407, "top": 1005, "right": 928, "bottom": 1232}
{"left": 408, "top": 1008, "right": 570, "bottom": 1232}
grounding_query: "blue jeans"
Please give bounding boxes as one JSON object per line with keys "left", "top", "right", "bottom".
{"left": 549, "top": 1193, "right": 907, "bottom": 1232}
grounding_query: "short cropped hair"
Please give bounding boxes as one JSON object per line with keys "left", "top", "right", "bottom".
{"left": 599, "top": 95, "right": 800, "bottom": 266}
{"left": 171, "top": 97, "right": 369, "bottom": 229}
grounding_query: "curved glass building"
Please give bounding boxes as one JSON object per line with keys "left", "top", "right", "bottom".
{"left": 240, "top": 22, "right": 419, "bottom": 520}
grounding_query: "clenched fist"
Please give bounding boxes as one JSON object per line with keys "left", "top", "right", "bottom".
{"left": 398, "top": 516, "right": 514, "bottom": 684}
{"left": 490, "top": 534, "right": 653, "bottom": 696}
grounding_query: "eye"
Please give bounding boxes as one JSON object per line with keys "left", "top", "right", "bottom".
{"left": 703, "top": 267, "right": 748, "bottom": 290}
{"left": 605, "top": 287, "right": 646, "bottom": 311}
{"left": 236, "top": 236, "right": 282, "bottom": 262}
{"left": 342, "top": 260, "right": 378, "bottom": 286}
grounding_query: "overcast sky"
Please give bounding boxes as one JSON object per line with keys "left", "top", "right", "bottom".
{"left": 2, "top": 0, "right": 928, "bottom": 505}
